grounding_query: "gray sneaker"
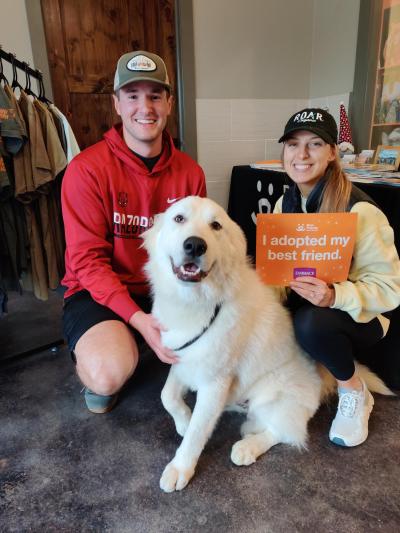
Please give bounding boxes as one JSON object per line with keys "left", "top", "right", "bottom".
{"left": 329, "top": 379, "right": 374, "bottom": 447}
{"left": 84, "top": 388, "right": 119, "bottom": 414}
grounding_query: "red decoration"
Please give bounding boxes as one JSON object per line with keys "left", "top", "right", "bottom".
{"left": 339, "top": 103, "right": 353, "bottom": 144}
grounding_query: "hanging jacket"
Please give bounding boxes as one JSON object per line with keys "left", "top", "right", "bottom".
{"left": 274, "top": 179, "right": 400, "bottom": 334}
{"left": 62, "top": 125, "right": 207, "bottom": 322}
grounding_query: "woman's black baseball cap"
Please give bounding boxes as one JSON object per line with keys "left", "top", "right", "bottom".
{"left": 279, "top": 108, "right": 338, "bottom": 145}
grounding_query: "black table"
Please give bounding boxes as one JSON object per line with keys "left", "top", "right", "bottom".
{"left": 227, "top": 165, "right": 400, "bottom": 389}
{"left": 228, "top": 165, "right": 400, "bottom": 259}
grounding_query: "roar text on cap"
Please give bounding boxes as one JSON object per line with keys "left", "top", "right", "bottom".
{"left": 293, "top": 111, "right": 323, "bottom": 123}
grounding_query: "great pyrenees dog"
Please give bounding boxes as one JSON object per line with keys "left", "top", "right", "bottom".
{"left": 143, "top": 196, "right": 391, "bottom": 493}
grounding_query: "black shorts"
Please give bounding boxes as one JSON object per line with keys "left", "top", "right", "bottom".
{"left": 62, "top": 289, "right": 152, "bottom": 357}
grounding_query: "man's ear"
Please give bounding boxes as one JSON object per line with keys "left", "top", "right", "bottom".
{"left": 113, "top": 94, "right": 121, "bottom": 117}
{"left": 166, "top": 93, "right": 173, "bottom": 116}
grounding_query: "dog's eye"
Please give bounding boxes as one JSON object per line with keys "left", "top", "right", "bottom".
{"left": 210, "top": 221, "right": 222, "bottom": 231}
{"left": 174, "top": 214, "right": 185, "bottom": 223}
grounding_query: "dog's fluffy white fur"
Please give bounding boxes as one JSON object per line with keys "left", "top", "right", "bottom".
{"left": 143, "top": 196, "right": 391, "bottom": 493}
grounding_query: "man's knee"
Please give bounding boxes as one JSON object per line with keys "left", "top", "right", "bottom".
{"left": 76, "top": 356, "right": 136, "bottom": 395}
{"left": 74, "top": 320, "right": 139, "bottom": 395}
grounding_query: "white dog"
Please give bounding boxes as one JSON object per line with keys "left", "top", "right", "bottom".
{"left": 143, "top": 196, "right": 391, "bottom": 493}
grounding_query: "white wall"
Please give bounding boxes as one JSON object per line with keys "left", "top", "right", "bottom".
{"left": 193, "top": 0, "right": 360, "bottom": 208}
{"left": 1, "top": 0, "right": 35, "bottom": 88}
{"left": 309, "top": 0, "right": 360, "bottom": 127}
{"left": 310, "top": 0, "right": 360, "bottom": 99}
{"left": 193, "top": 0, "right": 313, "bottom": 99}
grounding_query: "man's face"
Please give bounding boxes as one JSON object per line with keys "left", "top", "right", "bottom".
{"left": 113, "top": 81, "right": 173, "bottom": 156}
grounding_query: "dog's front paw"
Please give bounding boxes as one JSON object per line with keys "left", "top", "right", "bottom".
{"left": 160, "top": 461, "right": 195, "bottom": 492}
{"left": 231, "top": 439, "right": 258, "bottom": 466}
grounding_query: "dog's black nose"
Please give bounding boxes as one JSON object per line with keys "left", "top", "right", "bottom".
{"left": 183, "top": 236, "right": 207, "bottom": 258}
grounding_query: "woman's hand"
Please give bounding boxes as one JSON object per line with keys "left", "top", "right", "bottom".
{"left": 289, "top": 276, "right": 335, "bottom": 307}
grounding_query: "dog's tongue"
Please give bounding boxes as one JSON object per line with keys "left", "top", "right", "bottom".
{"left": 184, "top": 263, "right": 198, "bottom": 272}
{"left": 171, "top": 258, "right": 206, "bottom": 283}
{"left": 176, "top": 262, "right": 203, "bottom": 282}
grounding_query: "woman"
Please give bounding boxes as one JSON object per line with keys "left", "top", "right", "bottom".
{"left": 274, "top": 108, "right": 400, "bottom": 447}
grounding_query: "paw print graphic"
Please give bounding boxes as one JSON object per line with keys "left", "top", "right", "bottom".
{"left": 251, "top": 180, "right": 289, "bottom": 224}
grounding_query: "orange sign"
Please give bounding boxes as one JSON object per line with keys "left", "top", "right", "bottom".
{"left": 256, "top": 213, "right": 358, "bottom": 285}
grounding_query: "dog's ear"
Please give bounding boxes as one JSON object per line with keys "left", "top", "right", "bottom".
{"left": 219, "top": 215, "right": 248, "bottom": 269}
{"left": 142, "top": 212, "right": 164, "bottom": 251}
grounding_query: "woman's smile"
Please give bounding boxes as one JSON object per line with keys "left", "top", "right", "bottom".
{"left": 283, "top": 130, "right": 335, "bottom": 196}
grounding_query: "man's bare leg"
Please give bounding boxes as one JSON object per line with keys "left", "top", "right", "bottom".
{"left": 74, "top": 320, "right": 139, "bottom": 411}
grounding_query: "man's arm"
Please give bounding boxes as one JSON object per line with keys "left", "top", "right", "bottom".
{"left": 63, "top": 159, "right": 178, "bottom": 363}
{"left": 62, "top": 159, "right": 139, "bottom": 321}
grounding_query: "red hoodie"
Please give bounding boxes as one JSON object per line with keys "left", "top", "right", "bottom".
{"left": 61, "top": 125, "right": 206, "bottom": 321}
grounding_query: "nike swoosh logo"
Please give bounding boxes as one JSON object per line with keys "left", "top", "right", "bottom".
{"left": 167, "top": 197, "right": 180, "bottom": 204}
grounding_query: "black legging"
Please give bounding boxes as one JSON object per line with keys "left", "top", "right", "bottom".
{"left": 292, "top": 303, "right": 383, "bottom": 381}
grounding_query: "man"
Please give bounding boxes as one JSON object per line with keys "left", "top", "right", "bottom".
{"left": 62, "top": 51, "right": 206, "bottom": 413}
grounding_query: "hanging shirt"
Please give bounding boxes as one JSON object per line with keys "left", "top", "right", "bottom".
{"left": 0, "top": 85, "right": 25, "bottom": 197}
{"left": 0, "top": 85, "right": 25, "bottom": 155}
{"left": 18, "top": 91, "right": 52, "bottom": 193}
{"left": 0, "top": 85, "right": 27, "bottom": 292}
{"left": 49, "top": 104, "right": 80, "bottom": 163}
{"left": 3, "top": 85, "right": 34, "bottom": 203}
{"left": 34, "top": 99, "right": 67, "bottom": 178}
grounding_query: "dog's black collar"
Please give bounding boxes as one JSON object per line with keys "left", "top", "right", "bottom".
{"left": 173, "top": 303, "right": 222, "bottom": 352}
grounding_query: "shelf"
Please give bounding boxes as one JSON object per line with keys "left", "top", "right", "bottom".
{"left": 378, "top": 65, "right": 400, "bottom": 71}
{"left": 369, "top": 1, "right": 400, "bottom": 149}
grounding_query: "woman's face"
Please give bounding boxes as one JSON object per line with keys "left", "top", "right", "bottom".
{"left": 283, "top": 130, "right": 336, "bottom": 196}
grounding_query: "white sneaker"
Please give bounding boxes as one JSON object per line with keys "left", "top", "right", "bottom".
{"left": 329, "top": 379, "right": 374, "bottom": 447}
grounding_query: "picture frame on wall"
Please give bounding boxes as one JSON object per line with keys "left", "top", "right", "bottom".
{"left": 373, "top": 144, "right": 400, "bottom": 169}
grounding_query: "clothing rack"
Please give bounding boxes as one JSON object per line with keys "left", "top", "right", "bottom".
{"left": 0, "top": 47, "right": 65, "bottom": 362}
{"left": 0, "top": 47, "right": 43, "bottom": 81}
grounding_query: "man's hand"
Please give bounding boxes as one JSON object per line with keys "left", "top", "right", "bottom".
{"left": 289, "top": 276, "right": 335, "bottom": 307}
{"left": 129, "top": 311, "right": 179, "bottom": 364}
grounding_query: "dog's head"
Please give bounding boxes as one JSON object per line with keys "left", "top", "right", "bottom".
{"left": 143, "top": 196, "right": 248, "bottom": 298}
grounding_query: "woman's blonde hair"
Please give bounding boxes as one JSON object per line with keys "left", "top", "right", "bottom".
{"left": 318, "top": 150, "right": 352, "bottom": 213}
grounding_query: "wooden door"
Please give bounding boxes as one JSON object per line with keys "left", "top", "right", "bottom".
{"left": 41, "top": 0, "right": 178, "bottom": 150}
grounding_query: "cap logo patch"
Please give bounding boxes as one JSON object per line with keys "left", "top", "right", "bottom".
{"left": 126, "top": 55, "right": 156, "bottom": 72}
{"left": 293, "top": 111, "right": 323, "bottom": 123}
